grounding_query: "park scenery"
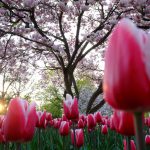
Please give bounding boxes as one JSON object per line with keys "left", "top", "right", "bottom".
{"left": 0, "top": 0, "right": 150, "bottom": 150}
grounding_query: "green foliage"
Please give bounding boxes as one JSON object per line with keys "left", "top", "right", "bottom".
{"left": 1, "top": 125, "right": 150, "bottom": 150}
{"left": 40, "top": 86, "right": 63, "bottom": 118}
{"left": 41, "top": 98, "right": 62, "bottom": 118}
{"left": 0, "top": 127, "right": 124, "bottom": 150}
{"left": 76, "top": 76, "right": 95, "bottom": 92}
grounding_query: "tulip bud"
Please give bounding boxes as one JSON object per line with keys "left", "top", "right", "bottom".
{"left": 145, "top": 135, "right": 150, "bottom": 145}
{"left": 78, "top": 119, "right": 84, "bottom": 129}
{"left": 123, "top": 139, "right": 136, "bottom": 150}
{"left": 94, "top": 112, "right": 102, "bottom": 124}
{"left": 101, "top": 125, "right": 108, "bottom": 135}
{"left": 87, "top": 114, "right": 96, "bottom": 131}
{"left": 113, "top": 109, "right": 135, "bottom": 136}
{"left": 71, "top": 129, "right": 84, "bottom": 148}
{"left": 46, "top": 112, "right": 52, "bottom": 121}
{"left": 36, "top": 111, "right": 47, "bottom": 129}
{"left": 59, "top": 121, "right": 70, "bottom": 136}
{"left": 63, "top": 94, "right": 79, "bottom": 121}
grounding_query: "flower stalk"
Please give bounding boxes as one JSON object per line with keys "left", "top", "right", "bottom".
{"left": 134, "top": 112, "right": 145, "bottom": 150}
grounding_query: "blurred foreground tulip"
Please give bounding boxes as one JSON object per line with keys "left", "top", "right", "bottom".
{"left": 63, "top": 94, "right": 79, "bottom": 121}
{"left": 0, "top": 129, "right": 5, "bottom": 142}
{"left": 71, "top": 129, "right": 84, "bottom": 148}
{"left": 3, "top": 97, "right": 36, "bottom": 142}
{"left": 104, "top": 18, "right": 150, "bottom": 112}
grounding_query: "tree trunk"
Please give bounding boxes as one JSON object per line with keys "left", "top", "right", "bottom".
{"left": 63, "top": 70, "right": 73, "bottom": 98}
{"left": 86, "top": 81, "right": 103, "bottom": 114}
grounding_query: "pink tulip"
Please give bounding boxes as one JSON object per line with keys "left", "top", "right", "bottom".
{"left": 101, "top": 125, "right": 108, "bottom": 135}
{"left": 46, "top": 112, "right": 52, "bottom": 121}
{"left": 53, "top": 119, "right": 61, "bottom": 129}
{"left": 36, "top": 111, "right": 47, "bottom": 128}
{"left": 112, "top": 109, "right": 135, "bottom": 136}
{"left": 79, "top": 114, "right": 86, "bottom": 121}
{"left": 71, "top": 129, "right": 84, "bottom": 148}
{"left": 3, "top": 97, "right": 36, "bottom": 142}
{"left": 62, "top": 114, "right": 68, "bottom": 121}
{"left": 94, "top": 112, "right": 102, "bottom": 124}
{"left": 49, "top": 120, "right": 54, "bottom": 127}
{"left": 145, "top": 135, "right": 150, "bottom": 145}
{"left": 109, "top": 115, "right": 115, "bottom": 131}
{"left": 63, "top": 94, "right": 79, "bottom": 121}
{"left": 59, "top": 121, "right": 70, "bottom": 136}
{"left": 87, "top": 114, "right": 96, "bottom": 131}
{"left": 78, "top": 119, "right": 84, "bottom": 128}
{"left": 103, "top": 18, "right": 150, "bottom": 112}
{"left": 123, "top": 139, "right": 136, "bottom": 150}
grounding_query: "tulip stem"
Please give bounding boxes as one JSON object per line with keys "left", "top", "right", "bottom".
{"left": 16, "top": 143, "right": 21, "bottom": 150}
{"left": 4, "top": 142, "right": 8, "bottom": 150}
{"left": 134, "top": 112, "right": 145, "bottom": 150}
{"left": 73, "top": 122, "right": 77, "bottom": 150}
{"left": 126, "top": 136, "right": 131, "bottom": 150}
{"left": 38, "top": 128, "right": 41, "bottom": 150}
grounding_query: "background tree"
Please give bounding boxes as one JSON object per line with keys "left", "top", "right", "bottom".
{"left": 0, "top": 0, "right": 150, "bottom": 113}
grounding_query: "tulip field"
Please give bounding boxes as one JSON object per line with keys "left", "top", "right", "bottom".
{"left": 1, "top": 95, "right": 150, "bottom": 150}
{"left": 0, "top": 126, "right": 124, "bottom": 150}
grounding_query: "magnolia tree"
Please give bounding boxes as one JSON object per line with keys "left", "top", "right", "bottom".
{"left": 0, "top": 36, "right": 35, "bottom": 99}
{"left": 0, "top": 0, "right": 150, "bottom": 113}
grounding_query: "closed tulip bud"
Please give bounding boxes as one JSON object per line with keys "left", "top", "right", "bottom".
{"left": 123, "top": 139, "right": 136, "bottom": 150}
{"left": 101, "top": 125, "right": 108, "bottom": 135}
{"left": 104, "top": 18, "right": 150, "bottom": 112}
{"left": 62, "top": 114, "right": 68, "bottom": 121}
{"left": 87, "top": 114, "right": 96, "bottom": 131}
{"left": 94, "top": 112, "right": 102, "bottom": 124}
{"left": 63, "top": 94, "right": 79, "bottom": 121}
{"left": 102, "top": 118, "right": 107, "bottom": 125}
{"left": 79, "top": 114, "right": 86, "bottom": 121}
{"left": 46, "top": 112, "right": 52, "bottom": 121}
{"left": 59, "top": 121, "right": 70, "bottom": 136}
{"left": 110, "top": 115, "right": 115, "bottom": 131}
{"left": 53, "top": 119, "right": 61, "bottom": 129}
{"left": 3, "top": 98, "right": 37, "bottom": 142}
{"left": 78, "top": 119, "right": 84, "bottom": 128}
{"left": 71, "top": 129, "right": 84, "bottom": 148}
{"left": 36, "top": 111, "right": 47, "bottom": 128}
{"left": 145, "top": 135, "right": 150, "bottom": 145}
{"left": 113, "top": 109, "right": 135, "bottom": 136}
{"left": 49, "top": 120, "right": 54, "bottom": 127}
